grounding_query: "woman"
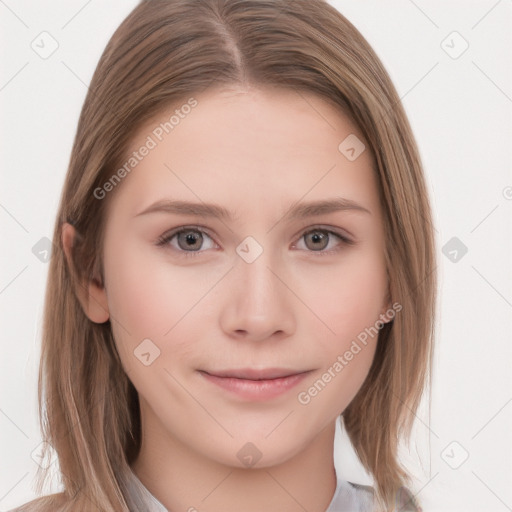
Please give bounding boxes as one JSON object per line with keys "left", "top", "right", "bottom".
{"left": 11, "top": 0, "right": 436, "bottom": 510}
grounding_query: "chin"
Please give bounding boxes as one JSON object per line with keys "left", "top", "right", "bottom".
{"left": 208, "top": 433, "right": 312, "bottom": 471}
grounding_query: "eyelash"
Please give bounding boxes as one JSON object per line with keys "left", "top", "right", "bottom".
{"left": 155, "top": 225, "right": 354, "bottom": 258}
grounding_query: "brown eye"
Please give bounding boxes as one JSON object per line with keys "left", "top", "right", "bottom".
{"left": 304, "top": 230, "right": 330, "bottom": 251}
{"left": 156, "top": 227, "right": 216, "bottom": 256}
{"left": 295, "top": 227, "right": 353, "bottom": 256}
{"left": 176, "top": 230, "right": 204, "bottom": 251}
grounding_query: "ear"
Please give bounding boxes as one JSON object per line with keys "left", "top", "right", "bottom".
{"left": 61, "top": 222, "right": 110, "bottom": 324}
{"left": 379, "top": 289, "right": 394, "bottom": 324}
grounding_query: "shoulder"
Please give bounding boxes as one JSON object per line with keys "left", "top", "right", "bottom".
{"left": 331, "top": 481, "right": 421, "bottom": 512}
{"left": 394, "top": 485, "right": 423, "bottom": 512}
{"left": 327, "top": 479, "right": 374, "bottom": 511}
{"left": 6, "top": 492, "right": 70, "bottom": 512}
{"left": 346, "top": 481, "right": 375, "bottom": 495}
{"left": 344, "top": 481, "right": 375, "bottom": 511}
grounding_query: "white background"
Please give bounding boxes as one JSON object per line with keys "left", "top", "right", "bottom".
{"left": 1, "top": 1, "right": 511, "bottom": 511}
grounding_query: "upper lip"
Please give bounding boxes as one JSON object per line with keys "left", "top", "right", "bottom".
{"left": 201, "top": 368, "right": 310, "bottom": 380}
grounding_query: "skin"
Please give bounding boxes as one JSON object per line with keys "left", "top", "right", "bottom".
{"left": 62, "top": 85, "right": 392, "bottom": 512}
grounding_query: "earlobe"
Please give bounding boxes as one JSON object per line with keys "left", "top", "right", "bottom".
{"left": 379, "top": 294, "right": 394, "bottom": 324}
{"left": 380, "top": 307, "right": 392, "bottom": 324}
{"left": 61, "top": 222, "right": 110, "bottom": 324}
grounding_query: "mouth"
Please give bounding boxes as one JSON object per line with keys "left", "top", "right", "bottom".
{"left": 198, "top": 368, "right": 313, "bottom": 401}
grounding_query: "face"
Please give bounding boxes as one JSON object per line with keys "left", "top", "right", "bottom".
{"left": 91, "top": 85, "right": 391, "bottom": 468}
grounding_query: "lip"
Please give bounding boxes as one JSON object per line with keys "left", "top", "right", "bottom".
{"left": 198, "top": 368, "right": 312, "bottom": 401}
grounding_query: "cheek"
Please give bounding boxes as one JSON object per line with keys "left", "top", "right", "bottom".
{"left": 294, "top": 253, "right": 386, "bottom": 413}
{"left": 104, "top": 244, "right": 209, "bottom": 355}
{"left": 295, "top": 250, "right": 386, "bottom": 405}
{"left": 298, "top": 249, "right": 387, "bottom": 341}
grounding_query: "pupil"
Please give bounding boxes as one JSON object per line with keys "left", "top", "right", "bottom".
{"left": 309, "top": 231, "right": 327, "bottom": 250}
{"left": 182, "top": 231, "right": 201, "bottom": 250}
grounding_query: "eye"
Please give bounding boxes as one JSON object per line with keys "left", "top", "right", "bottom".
{"left": 156, "top": 225, "right": 354, "bottom": 258}
{"left": 293, "top": 227, "right": 354, "bottom": 256}
{"left": 156, "top": 226, "right": 217, "bottom": 257}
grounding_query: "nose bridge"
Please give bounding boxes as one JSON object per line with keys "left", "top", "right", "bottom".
{"left": 235, "top": 235, "right": 282, "bottom": 312}
{"left": 218, "top": 233, "right": 295, "bottom": 340}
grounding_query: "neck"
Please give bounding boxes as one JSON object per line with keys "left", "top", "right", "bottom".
{"left": 131, "top": 398, "right": 338, "bottom": 512}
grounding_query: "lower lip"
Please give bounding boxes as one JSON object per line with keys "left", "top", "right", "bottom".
{"left": 199, "top": 371, "right": 310, "bottom": 401}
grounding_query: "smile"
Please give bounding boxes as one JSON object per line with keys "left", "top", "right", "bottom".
{"left": 198, "top": 368, "right": 313, "bottom": 401}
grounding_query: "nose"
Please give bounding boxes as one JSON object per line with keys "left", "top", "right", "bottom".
{"left": 218, "top": 242, "right": 296, "bottom": 343}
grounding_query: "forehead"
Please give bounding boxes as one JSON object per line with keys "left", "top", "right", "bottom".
{"left": 104, "top": 85, "right": 380, "bottom": 222}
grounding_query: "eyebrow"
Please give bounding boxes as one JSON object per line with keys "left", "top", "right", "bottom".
{"left": 134, "top": 197, "right": 371, "bottom": 222}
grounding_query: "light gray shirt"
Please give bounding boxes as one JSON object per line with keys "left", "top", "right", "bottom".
{"left": 127, "top": 469, "right": 420, "bottom": 511}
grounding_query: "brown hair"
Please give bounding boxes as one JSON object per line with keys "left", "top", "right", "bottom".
{"left": 16, "top": 0, "right": 436, "bottom": 510}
